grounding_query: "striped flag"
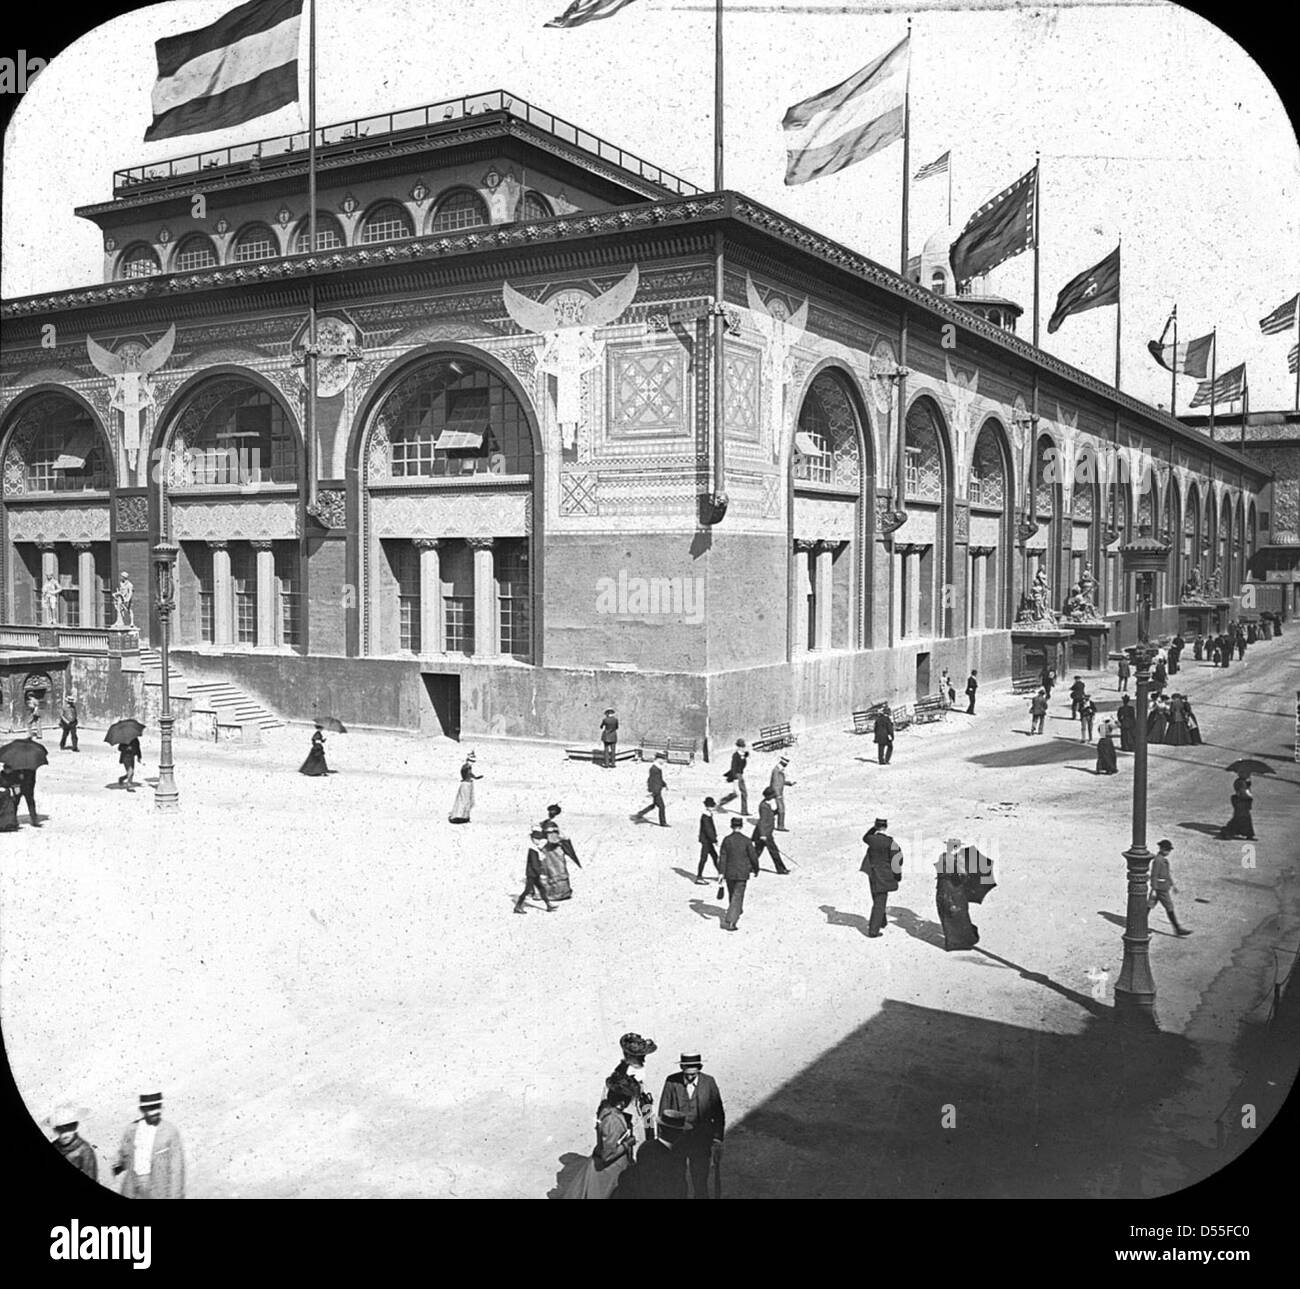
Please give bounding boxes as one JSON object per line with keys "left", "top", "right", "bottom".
{"left": 1047, "top": 245, "right": 1120, "bottom": 335}
{"left": 949, "top": 168, "right": 1036, "bottom": 286}
{"left": 1189, "top": 362, "right": 1246, "bottom": 408}
{"left": 145, "top": 0, "right": 302, "bottom": 142}
{"left": 1259, "top": 292, "right": 1299, "bottom": 335}
{"left": 1148, "top": 329, "right": 1214, "bottom": 378}
{"left": 782, "top": 36, "right": 909, "bottom": 187}
{"left": 546, "top": 0, "right": 639, "bottom": 27}
{"left": 1289, "top": 343, "right": 1298, "bottom": 375}
{"left": 914, "top": 150, "right": 950, "bottom": 183}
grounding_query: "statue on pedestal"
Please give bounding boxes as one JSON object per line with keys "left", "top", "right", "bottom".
{"left": 1017, "top": 566, "right": 1056, "bottom": 626}
{"left": 112, "top": 573, "right": 135, "bottom": 628}
{"left": 41, "top": 574, "right": 63, "bottom": 626}
{"left": 1062, "top": 562, "right": 1102, "bottom": 623}
{"left": 1181, "top": 565, "right": 1204, "bottom": 603}
{"left": 1206, "top": 564, "right": 1222, "bottom": 597}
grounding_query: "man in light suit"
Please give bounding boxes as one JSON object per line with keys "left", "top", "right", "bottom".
{"left": 768, "top": 755, "right": 794, "bottom": 830}
{"left": 113, "top": 1092, "right": 185, "bottom": 1198}
{"left": 658, "top": 1053, "right": 726, "bottom": 1199}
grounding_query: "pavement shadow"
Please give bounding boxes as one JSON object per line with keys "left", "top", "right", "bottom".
{"left": 887, "top": 904, "right": 947, "bottom": 949}
{"left": 972, "top": 947, "right": 1111, "bottom": 1020}
{"left": 818, "top": 905, "right": 872, "bottom": 937}
{"left": 671, "top": 867, "right": 705, "bottom": 884}
{"left": 1096, "top": 910, "right": 1126, "bottom": 929}
{"left": 546, "top": 1152, "right": 588, "bottom": 1199}
{"left": 689, "top": 899, "right": 724, "bottom": 922}
{"left": 1178, "top": 821, "right": 1226, "bottom": 836}
{"left": 966, "top": 739, "right": 1096, "bottom": 768}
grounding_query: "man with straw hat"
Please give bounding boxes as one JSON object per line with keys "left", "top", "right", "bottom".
{"left": 658, "top": 1052, "right": 725, "bottom": 1199}
{"left": 49, "top": 1105, "right": 97, "bottom": 1180}
{"left": 112, "top": 1092, "right": 185, "bottom": 1198}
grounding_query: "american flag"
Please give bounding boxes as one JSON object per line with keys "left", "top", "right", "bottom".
{"left": 546, "top": 0, "right": 640, "bottom": 27}
{"left": 1289, "top": 343, "right": 1298, "bottom": 376}
{"left": 914, "top": 150, "right": 950, "bottom": 183}
{"left": 1259, "top": 292, "right": 1299, "bottom": 335}
{"left": 1189, "top": 362, "right": 1246, "bottom": 408}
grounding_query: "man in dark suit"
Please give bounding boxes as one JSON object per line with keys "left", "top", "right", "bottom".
{"left": 1116, "top": 693, "right": 1136, "bottom": 751}
{"left": 719, "top": 818, "right": 758, "bottom": 931}
{"left": 752, "top": 787, "right": 790, "bottom": 874}
{"left": 873, "top": 708, "right": 895, "bottom": 764}
{"left": 658, "top": 1053, "right": 726, "bottom": 1199}
{"left": 1069, "top": 675, "right": 1086, "bottom": 718}
{"left": 861, "top": 817, "right": 903, "bottom": 937}
{"left": 717, "top": 739, "right": 750, "bottom": 816}
{"left": 599, "top": 708, "right": 619, "bottom": 768}
{"left": 59, "top": 696, "right": 79, "bottom": 751}
{"left": 633, "top": 753, "right": 668, "bottom": 826}
{"left": 965, "top": 670, "right": 979, "bottom": 714}
{"left": 696, "top": 799, "right": 719, "bottom": 883}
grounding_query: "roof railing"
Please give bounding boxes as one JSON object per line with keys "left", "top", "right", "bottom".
{"left": 112, "top": 90, "right": 703, "bottom": 199}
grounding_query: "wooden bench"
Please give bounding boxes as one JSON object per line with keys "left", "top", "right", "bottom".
{"left": 754, "top": 722, "right": 797, "bottom": 752}
{"left": 852, "top": 702, "right": 894, "bottom": 734}
{"left": 639, "top": 733, "right": 698, "bottom": 765}
{"left": 565, "top": 745, "right": 638, "bottom": 763}
{"left": 1011, "top": 676, "right": 1040, "bottom": 695}
{"left": 911, "top": 695, "right": 948, "bottom": 724}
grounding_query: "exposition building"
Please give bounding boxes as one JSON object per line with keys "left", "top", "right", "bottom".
{"left": 0, "top": 92, "right": 1275, "bottom": 750}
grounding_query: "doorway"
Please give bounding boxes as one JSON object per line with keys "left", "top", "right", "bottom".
{"left": 421, "top": 673, "right": 461, "bottom": 740}
{"left": 914, "top": 652, "right": 931, "bottom": 702}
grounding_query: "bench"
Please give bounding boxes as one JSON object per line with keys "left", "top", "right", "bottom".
{"left": 1011, "top": 676, "right": 1040, "bottom": 695}
{"left": 564, "top": 745, "right": 638, "bottom": 763}
{"left": 754, "top": 722, "right": 797, "bottom": 752}
{"left": 639, "top": 733, "right": 698, "bottom": 765}
{"left": 851, "top": 703, "right": 890, "bottom": 734}
{"left": 912, "top": 695, "right": 949, "bottom": 724}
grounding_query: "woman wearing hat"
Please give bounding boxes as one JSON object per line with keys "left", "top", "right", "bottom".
{"left": 449, "top": 752, "right": 481, "bottom": 823}
{"left": 561, "top": 1076, "right": 637, "bottom": 1199}
{"left": 1220, "top": 775, "right": 1256, "bottom": 841}
{"left": 118, "top": 735, "right": 144, "bottom": 790}
{"left": 603, "top": 1033, "right": 657, "bottom": 1145}
{"left": 299, "top": 725, "right": 330, "bottom": 776}
{"left": 538, "top": 823, "right": 573, "bottom": 901}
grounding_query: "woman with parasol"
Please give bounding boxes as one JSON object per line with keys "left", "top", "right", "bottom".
{"left": 448, "top": 751, "right": 481, "bottom": 823}
{"left": 300, "top": 726, "right": 329, "bottom": 776}
{"left": 1220, "top": 773, "right": 1256, "bottom": 841}
{"left": 0, "top": 736, "right": 48, "bottom": 827}
{"left": 935, "top": 839, "right": 996, "bottom": 951}
{"left": 104, "top": 719, "right": 145, "bottom": 792}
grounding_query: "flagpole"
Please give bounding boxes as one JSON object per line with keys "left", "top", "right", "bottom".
{"left": 305, "top": 0, "right": 318, "bottom": 513}
{"left": 714, "top": 0, "right": 723, "bottom": 190}
{"left": 947, "top": 151, "right": 952, "bottom": 227}
{"left": 900, "top": 17, "right": 912, "bottom": 275}
{"left": 1114, "top": 237, "right": 1122, "bottom": 390}
{"left": 1209, "top": 328, "right": 1216, "bottom": 437}
{"left": 1294, "top": 293, "right": 1299, "bottom": 412}
{"left": 1032, "top": 152, "right": 1041, "bottom": 348}
{"left": 895, "top": 19, "right": 912, "bottom": 525}
{"left": 1170, "top": 305, "right": 1177, "bottom": 417}
{"left": 1241, "top": 371, "right": 1248, "bottom": 453}
{"left": 709, "top": 0, "right": 727, "bottom": 521}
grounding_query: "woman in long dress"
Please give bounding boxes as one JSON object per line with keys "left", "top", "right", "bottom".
{"left": 118, "top": 736, "right": 143, "bottom": 791}
{"left": 1095, "top": 718, "right": 1119, "bottom": 774}
{"left": 1220, "top": 776, "right": 1256, "bottom": 840}
{"left": 299, "top": 728, "right": 329, "bottom": 776}
{"left": 1184, "top": 697, "right": 1203, "bottom": 745}
{"left": 1165, "top": 694, "right": 1191, "bottom": 746}
{"left": 0, "top": 769, "right": 20, "bottom": 831}
{"left": 935, "top": 849, "right": 980, "bottom": 951}
{"left": 449, "top": 752, "right": 481, "bottom": 823}
{"left": 560, "top": 1080, "right": 636, "bottom": 1199}
{"left": 538, "top": 826, "right": 573, "bottom": 901}
{"left": 1146, "top": 696, "right": 1169, "bottom": 744}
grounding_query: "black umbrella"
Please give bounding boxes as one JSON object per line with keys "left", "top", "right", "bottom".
{"left": 104, "top": 718, "right": 146, "bottom": 746}
{"left": 0, "top": 739, "right": 49, "bottom": 770}
{"left": 316, "top": 716, "right": 348, "bottom": 734}
{"left": 1226, "top": 758, "right": 1274, "bottom": 777}
{"left": 945, "top": 844, "right": 997, "bottom": 904}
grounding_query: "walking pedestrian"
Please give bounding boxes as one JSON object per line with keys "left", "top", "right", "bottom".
{"left": 1193, "top": 633, "right": 1204, "bottom": 662}
{"left": 1151, "top": 658, "right": 1168, "bottom": 695}
{"left": 0, "top": 770, "right": 19, "bottom": 832}
{"left": 1169, "top": 634, "right": 1185, "bottom": 674}
{"left": 542, "top": 804, "right": 582, "bottom": 867}
{"left": 1041, "top": 666, "right": 1057, "bottom": 700}
{"left": 118, "top": 736, "right": 142, "bottom": 791}
{"left": 1146, "top": 694, "right": 1169, "bottom": 744}
{"left": 1116, "top": 694, "right": 1136, "bottom": 752}
{"left": 861, "top": 818, "right": 903, "bottom": 937}
{"left": 58, "top": 696, "right": 79, "bottom": 751}
{"left": 1220, "top": 775, "right": 1256, "bottom": 840}
{"left": 657, "top": 1053, "right": 725, "bottom": 1199}
{"left": 718, "top": 817, "right": 758, "bottom": 932}
{"left": 768, "top": 755, "right": 794, "bottom": 829}
{"left": 752, "top": 787, "right": 790, "bottom": 874}
{"left": 49, "top": 1106, "right": 97, "bottom": 1181}
{"left": 513, "top": 829, "right": 556, "bottom": 913}
{"left": 1095, "top": 717, "right": 1118, "bottom": 774}
{"left": 449, "top": 751, "right": 481, "bottom": 823}
{"left": 1078, "top": 694, "right": 1095, "bottom": 743}
{"left": 26, "top": 693, "right": 43, "bottom": 740}
{"left": 1029, "top": 688, "right": 1048, "bottom": 735}
{"left": 717, "top": 739, "right": 750, "bottom": 816}
{"left": 1117, "top": 655, "right": 1130, "bottom": 692}
{"left": 538, "top": 823, "right": 574, "bottom": 901}
{"left": 1165, "top": 693, "right": 1191, "bottom": 746}
{"left": 935, "top": 841, "right": 982, "bottom": 951}
{"left": 1148, "top": 840, "right": 1192, "bottom": 936}
{"left": 1236, "top": 631, "right": 1246, "bottom": 662}
{"left": 873, "top": 707, "right": 895, "bottom": 763}
{"left": 1184, "top": 695, "right": 1203, "bottom": 745}
{"left": 965, "top": 670, "right": 979, "bottom": 714}
{"left": 696, "top": 799, "right": 719, "bottom": 883}
{"left": 633, "top": 753, "right": 668, "bottom": 826}
{"left": 599, "top": 708, "right": 619, "bottom": 769}
{"left": 1069, "top": 675, "right": 1087, "bottom": 718}
{"left": 112, "top": 1093, "right": 185, "bottom": 1199}
{"left": 299, "top": 726, "right": 329, "bottom": 775}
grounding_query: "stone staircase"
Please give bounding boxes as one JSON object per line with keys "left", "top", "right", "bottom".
{"left": 138, "top": 649, "right": 285, "bottom": 734}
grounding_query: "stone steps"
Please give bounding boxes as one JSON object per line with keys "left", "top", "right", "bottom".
{"left": 137, "top": 650, "right": 285, "bottom": 731}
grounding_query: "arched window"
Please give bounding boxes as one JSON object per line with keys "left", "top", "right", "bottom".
{"left": 167, "top": 383, "right": 298, "bottom": 487}
{"left": 118, "top": 244, "right": 160, "bottom": 279}
{"left": 969, "top": 425, "right": 1006, "bottom": 508}
{"left": 929, "top": 270, "right": 946, "bottom": 296}
{"left": 903, "top": 398, "right": 953, "bottom": 638}
{"left": 174, "top": 234, "right": 217, "bottom": 271}
{"left": 430, "top": 189, "right": 489, "bottom": 233}
{"left": 360, "top": 202, "right": 413, "bottom": 243}
{"left": 294, "top": 212, "right": 345, "bottom": 253}
{"left": 232, "top": 223, "right": 278, "bottom": 263}
{"left": 514, "top": 191, "right": 552, "bottom": 222}
{"left": 968, "top": 422, "right": 1010, "bottom": 630}
{"left": 793, "top": 375, "right": 861, "bottom": 489}
{"left": 7, "top": 401, "right": 110, "bottom": 493}
{"left": 374, "top": 359, "right": 532, "bottom": 478}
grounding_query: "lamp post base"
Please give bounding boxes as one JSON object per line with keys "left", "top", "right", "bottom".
{"left": 154, "top": 714, "right": 179, "bottom": 812}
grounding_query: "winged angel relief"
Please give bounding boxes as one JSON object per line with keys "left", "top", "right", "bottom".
{"left": 501, "top": 266, "right": 639, "bottom": 449}
{"left": 86, "top": 324, "right": 176, "bottom": 480}
{"left": 745, "top": 275, "right": 807, "bottom": 455}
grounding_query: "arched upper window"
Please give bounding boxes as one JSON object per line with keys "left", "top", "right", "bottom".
{"left": 361, "top": 202, "right": 413, "bottom": 243}
{"left": 905, "top": 402, "right": 946, "bottom": 502}
{"left": 372, "top": 358, "right": 532, "bottom": 479}
{"left": 232, "top": 223, "right": 278, "bottom": 263}
{"left": 2, "top": 397, "right": 110, "bottom": 494}
{"left": 174, "top": 234, "right": 217, "bottom": 272}
{"left": 1035, "top": 435, "right": 1056, "bottom": 515}
{"left": 167, "top": 382, "right": 298, "bottom": 488}
{"left": 118, "top": 244, "right": 160, "bottom": 280}
{"left": 794, "top": 372, "right": 862, "bottom": 488}
{"left": 430, "top": 188, "right": 489, "bottom": 233}
{"left": 294, "top": 212, "right": 346, "bottom": 253}
{"left": 515, "top": 191, "right": 552, "bottom": 222}
{"left": 929, "top": 270, "right": 946, "bottom": 297}
{"left": 969, "top": 424, "right": 1007, "bottom": 508}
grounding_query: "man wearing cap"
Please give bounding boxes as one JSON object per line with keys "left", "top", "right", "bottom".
{"left": 113, "top": 1093, "right": 185, "bottom": 1198}
{"left": 752, "top": 787, "right": 790, "bottom": 875}
{"left": 50, "top": 1106, "right": 97, "bottom": 1180}
{"left": 59, "top": 695, "right": 79, "bottom": 752}
{"left": 768, "top": 756, "right": 794, "bottom": 830}
{"left": 696, "top": 798, "right": 719, "bottom": 883}
{"left": 599, "top": 708, "right": 619, "bottom": 769}
{"left": 861, "top": 819, "right": 903, "bottom": 937}
{"left": 1149, "top": 840, "right": 1192, "bottom": 937}
{"left": 717, "top": 739, "right": 750, "bottom": 817}
{"left": 658, "top": 1054, "right": 726, "bottom": 1199}
{"left": 719, "top": 817, "right": 759, "bottom": 931}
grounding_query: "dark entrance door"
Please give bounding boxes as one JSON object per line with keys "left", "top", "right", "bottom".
{"left": 915, "top": 652, "right": 931, "bottom": 702}
{"left": 422, "top": 674, "right": 460, "bottom": 740}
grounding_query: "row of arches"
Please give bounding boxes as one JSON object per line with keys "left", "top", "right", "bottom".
{"left": 113, "top": 189, "right": 554, "bottom": 279}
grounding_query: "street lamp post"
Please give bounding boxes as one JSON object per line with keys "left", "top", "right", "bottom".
{"left": 1113, "top": 524, "right": 1170, "bottom": 1019}
{"left": 152, "top": 542, "right": 180, "bottom": 812}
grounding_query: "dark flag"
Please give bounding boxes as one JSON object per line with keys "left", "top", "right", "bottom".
{"left": 145, "top": 0, "right": 303, "bottom": 142}
{"left": 1259, "top": 292, "right": 1299, "bottom": 335}
{"left": 546, "top": 0, "right": 640, "bottom": 27}
{"left": 949, "top": 168, "right": 1036, "bottom": 286}
{"left": 1147, "top": 329, "right": 1214, "bottom": 378}
{"left": 1189, "top": 362, "right": 1245, "bottom": 408}
{"left": 1046, "top": 246, "right": 1120, "bottom": 334}
{"left": 1289, "top": 343, "right": 1298, "bottom": 376}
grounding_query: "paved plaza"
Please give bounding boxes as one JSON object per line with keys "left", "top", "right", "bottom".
{"left": 4, "top": 639, "right": 1298, "bottom": 1198}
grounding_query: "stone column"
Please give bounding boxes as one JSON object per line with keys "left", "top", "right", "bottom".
{"left": 414, "top": 538, "right": 443, "bottom": 655}
{"left": 970, "top": 549, "right": 987, "bottom": 631}
{"left": 793, "top": 539, "right": 815, "bottom": 651}
{"left": 468, "top": 537, "right": 498, "bottom": 657}
{"left": 209, "top": 540, "right": 233, "bottom": 646}
{"left": 814, "top": 541, "right": 835, "bottom": 650}
{"left": 907, "top": 548, "right": 923, "bottom": 639}
{"left": 75, "top": 543, "right": 97, "bottom": 627}
{"left": 253, "top": 540, "right": 277, "bottom": 646}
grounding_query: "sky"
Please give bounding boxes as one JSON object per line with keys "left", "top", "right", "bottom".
{"left": 2, "top": 0, "right": 1298, "bottom": 411}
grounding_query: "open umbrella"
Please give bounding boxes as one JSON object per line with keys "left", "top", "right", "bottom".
{"left": 104, "top": 718, "right": 146, "bottom": 746}
{"left": 316, "top": 716, "right": 348, "bottom": 734}
{"left": 949, "top": 844, "right": 997, "bottom": 904}
{"left": 0, "top": 739, "right": 49, "bottom": 770}
{"left": 1225, "top": 759, "right": 1274, "bottom": 777}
